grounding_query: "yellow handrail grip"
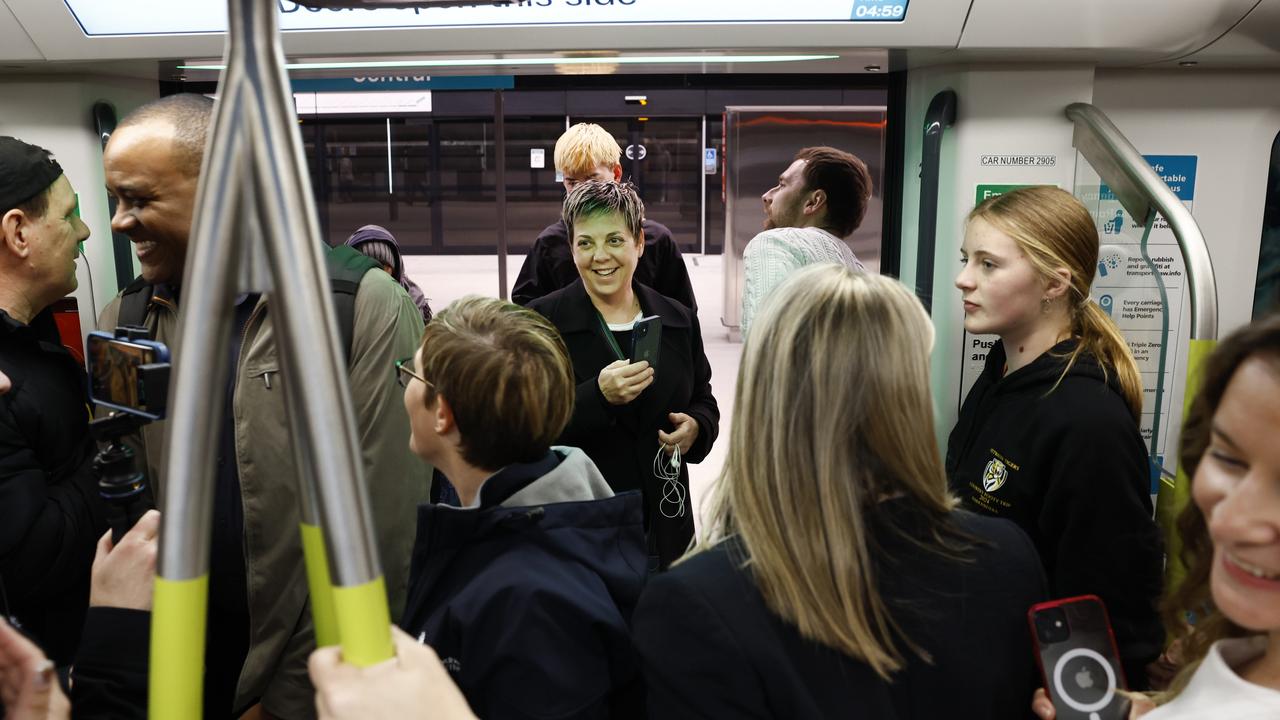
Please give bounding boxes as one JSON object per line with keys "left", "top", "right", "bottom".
{"left": 149, "top": 575, "right": 209, "bottom": 720}
{"left": 332, "top": 577, "right": 393, "bottom": 666}
{"left": 300, "top": 523, "right": 340, "bottom": 648}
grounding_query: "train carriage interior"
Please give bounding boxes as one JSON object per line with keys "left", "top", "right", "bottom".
{"left": 1, "top": 0, "right": 1279, "bottom": 717}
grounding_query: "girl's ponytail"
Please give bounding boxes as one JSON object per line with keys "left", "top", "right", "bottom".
{"left": 1072, "top": 300, "right": 1143, "bottom": 420}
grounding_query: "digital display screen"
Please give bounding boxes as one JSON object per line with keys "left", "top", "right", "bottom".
{"left": 64, "top": 0, "right": 908, "bottom": 36}
{"left": 87, "top": 335, "right": 156, "bottom": 413}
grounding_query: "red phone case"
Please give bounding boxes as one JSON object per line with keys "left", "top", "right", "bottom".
{"left": 1028, "top": 595, "right": 1129, "bottom": 720}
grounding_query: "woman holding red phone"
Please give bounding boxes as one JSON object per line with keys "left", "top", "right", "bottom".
{"left": 1036, "top": 314, "right": 1280, "bottom": 718}
{"left": 529, "top": 181, "right": 719, "bottom": 570}
{"left": 948, "top": 187, "right": 1164, "bottom": 688}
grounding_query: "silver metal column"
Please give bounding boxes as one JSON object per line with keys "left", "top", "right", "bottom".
{"left": 151, "top": 1, "right": 394, "bottom": 715}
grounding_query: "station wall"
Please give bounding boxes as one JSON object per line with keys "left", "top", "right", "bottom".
{"left": 0, "top": 75, "right": 156, "bottom": 337}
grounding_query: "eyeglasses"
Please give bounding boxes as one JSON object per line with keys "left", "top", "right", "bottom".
{"left": 395, "top": 357, "right": 432, "bottom": 389}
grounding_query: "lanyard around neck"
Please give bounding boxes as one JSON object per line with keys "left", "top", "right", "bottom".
{"left": 596, "top": 310, "right": 627, "bottom": 362}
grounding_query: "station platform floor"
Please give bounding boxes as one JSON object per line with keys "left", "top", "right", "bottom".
{"left": 403, "top": 252, "right": 741, "bottom": 531}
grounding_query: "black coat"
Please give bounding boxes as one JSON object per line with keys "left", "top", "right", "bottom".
{"left": 632, "top": 503, "right": 1048, "bottom": 719}
{"left": 527, "top": 281, "right": 719, "bottom": 568}
{"left": 0, "top": 309, "right": 106, "bottom": 664}
{"left": 69, "top": 607, "right": 150, "bottom": 719}
{"left": 946, "top": 339, "right": 1164, "bottom": 688}
{"left": 401, "top": 450, "right": 647, "bottom": 720}
{"left": 512, "top": 219, "right": 698, "bottom": 311}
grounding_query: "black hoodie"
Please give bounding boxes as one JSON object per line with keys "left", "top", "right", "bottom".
{"left": 946, "top": 339, "right": 1164, "bottom": 688}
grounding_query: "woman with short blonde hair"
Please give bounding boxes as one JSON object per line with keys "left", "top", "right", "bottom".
{"left": 632, "top": 264, "right": 1046, "bottom": 718}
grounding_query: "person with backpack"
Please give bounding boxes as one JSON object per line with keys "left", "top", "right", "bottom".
{"left": 97, "top": 94, "right": 429, "bottom": 719}
{"left": 344, "top": 224, "right": 433, "bottom": 324}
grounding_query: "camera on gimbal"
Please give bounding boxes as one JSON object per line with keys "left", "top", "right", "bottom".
{"left": 86, "top": 327, "right": 171, "bottom": 544}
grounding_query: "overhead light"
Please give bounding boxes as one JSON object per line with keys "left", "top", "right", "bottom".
{"left": 179, "top": 54, "right": 840, "bottom": 71}
{"left": 554, "top": 62, "right": 618, "bottom": 75}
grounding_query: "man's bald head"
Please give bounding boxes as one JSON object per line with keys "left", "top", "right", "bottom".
{"left": 117, "top": 93, "right": 214, "bottom": 178}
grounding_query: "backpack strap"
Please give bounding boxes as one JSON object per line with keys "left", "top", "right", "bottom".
{"left": 324, "top": 245, "right": 379, "bottom": 364}
{"left": 117, "top": 276, "right": 155, "bottom": 336}
{"left": 113, "top": 250, "right": 376, "bottom": 363}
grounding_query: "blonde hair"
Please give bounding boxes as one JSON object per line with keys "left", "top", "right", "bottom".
{"left": 418, "top": 295, "right": 574, "bottom": 470}
{"left": 554, "top": 123, "right": 621, "bottom": 177}
{"left": 970, "top": 186, "right": 1143, "bottom": 419}
{"left": 698, "top": 264, "right": 966, "bottom": 680}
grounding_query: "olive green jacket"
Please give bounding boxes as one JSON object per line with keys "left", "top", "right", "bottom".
{"left": 98, "top": 270, "right": 429, "bottom": 717}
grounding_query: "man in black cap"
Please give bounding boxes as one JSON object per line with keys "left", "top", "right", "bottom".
{"left": 0, "top": 136, "right": 105, "bottom": 665}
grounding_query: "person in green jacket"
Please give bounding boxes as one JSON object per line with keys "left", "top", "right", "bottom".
{"left": 97, "top": 94, "right": 429, "bottom": 719}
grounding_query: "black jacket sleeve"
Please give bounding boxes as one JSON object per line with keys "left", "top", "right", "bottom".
{"left": 632, "top": 570, "right": 767, "bottom": 719}
{"left": 679, "top": 314, "right": 719, "bottom": 464}
{"left": 648, "top": 229, "right": 698, "bottom": 312}
{"left": 512, "top": 238, "right": 554, "bottom": 307}
{"left": 561, "top": 375, "right": 621, "bottom": 448}
{"left": 70, "top": 607, "right": 149, "bottom": 719}
{"left": 1039, "top": 419, "right": 1164, "bottom": 688}
{"left": 0, "top": 403, "right": 102, "bottom": 604}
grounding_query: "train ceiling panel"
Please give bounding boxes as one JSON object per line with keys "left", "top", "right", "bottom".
{"left": 0, "top": 0, "right": 42, "bottom": 62}
{"left": 958, "top": 0, "right": 1265, "bottom": 64}
{"left": 2, "top": 0, "right": 971, "bottom": 65}
{"left": 1162, "top": 0, "right": 1280, "bottom": 67}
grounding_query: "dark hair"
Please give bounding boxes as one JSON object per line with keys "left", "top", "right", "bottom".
{"left": 118, "top": 93, "right": 215, "bottom": 177}
{"left": 562, "top": 180, "right": 645, "bottom": 246}
{"left": 417, "top": 296, "right": 575, "bottom": 470}
{"left": 794, "top": 146, "right": 873, "bottom": 238}
{"left": 1159, "top": 312, "right": 1280, "bottom": 699}
{"left": 14, "top": 188, "right": 49, "bottom": 220}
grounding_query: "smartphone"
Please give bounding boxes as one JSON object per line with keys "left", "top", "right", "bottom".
{"left": 1029, "top": 595, "right": 1129, "bottom": 720}
{"left": 86, "top": 331, "right": 171, "bottom": 420}
{"left": 630, "top": 315, "right": 662, "bottom": 371}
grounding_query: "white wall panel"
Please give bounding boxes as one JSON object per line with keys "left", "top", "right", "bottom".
{"left": 0, "top": 76, "right": 158, "bottom": 337}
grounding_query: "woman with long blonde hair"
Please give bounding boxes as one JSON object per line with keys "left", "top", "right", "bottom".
{"left": 949, "top": 186, "right": 1164, "bottom": 688}
{"left": 632, "top": 265, "right": 1046, "bottom": 718}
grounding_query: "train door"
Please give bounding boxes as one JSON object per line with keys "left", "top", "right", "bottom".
{"left": 572, "top": 116, "right": 705, "bottom": 253}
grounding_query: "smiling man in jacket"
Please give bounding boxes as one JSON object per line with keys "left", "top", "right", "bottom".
{"left": 97, "top": 94, "right": 429, "bottom": 718}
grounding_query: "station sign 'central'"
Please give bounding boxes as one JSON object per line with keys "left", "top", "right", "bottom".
{"left": 64, "top": 0, "right": 908, "bottom": 36}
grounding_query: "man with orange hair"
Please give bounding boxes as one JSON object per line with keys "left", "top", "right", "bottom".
{"left": 512, "top": 123, "right": 697, "bottom": 310}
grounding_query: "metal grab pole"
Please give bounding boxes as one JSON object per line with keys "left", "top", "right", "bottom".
{"left": 150, "top": 2, "right": 393, "bottom": 716}
{"left": 1065, "top": 103, "right": 1218, "bottom": 340}
{"left": 1065, "top": 102, "right": 1220, "bottom": 599}
{"left": 241, "top": 0, "right": 389, "bottom": 662}
{"left": 496, "top": 89, "right": 509, "bottom": 300}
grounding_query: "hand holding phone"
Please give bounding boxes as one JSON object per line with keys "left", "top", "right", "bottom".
{"left": 630, "top": 315, "right": 662, "bottom": 372}
{"left": 1029, "top": 596, "right": 1130, "bottom": 720}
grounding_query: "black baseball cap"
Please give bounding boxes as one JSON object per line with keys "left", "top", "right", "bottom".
{"left": 0, "top": 137, "right": 63, "bottom": 213}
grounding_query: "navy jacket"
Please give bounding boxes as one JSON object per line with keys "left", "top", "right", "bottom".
{"left": 0, "top": 309, "right": 106, "bottom": 664}
{"left": 632, "top": 503, "right": 1048, "bottom": 719}
{"left": 512, "top": 219, "right": 697, "bottom": 311}
{"left": 527, "top": 281, "right": 719, "bottom": 568}
{"left": 401, "top": 448, "right": 647, "bottom": 720}
{"left": 946, "top": 339, "right": 1164, "bottom": 688}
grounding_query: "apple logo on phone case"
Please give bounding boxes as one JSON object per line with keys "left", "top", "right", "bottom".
{"left": 1053, "top": 648, "right": 1116, "bottom": 720}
